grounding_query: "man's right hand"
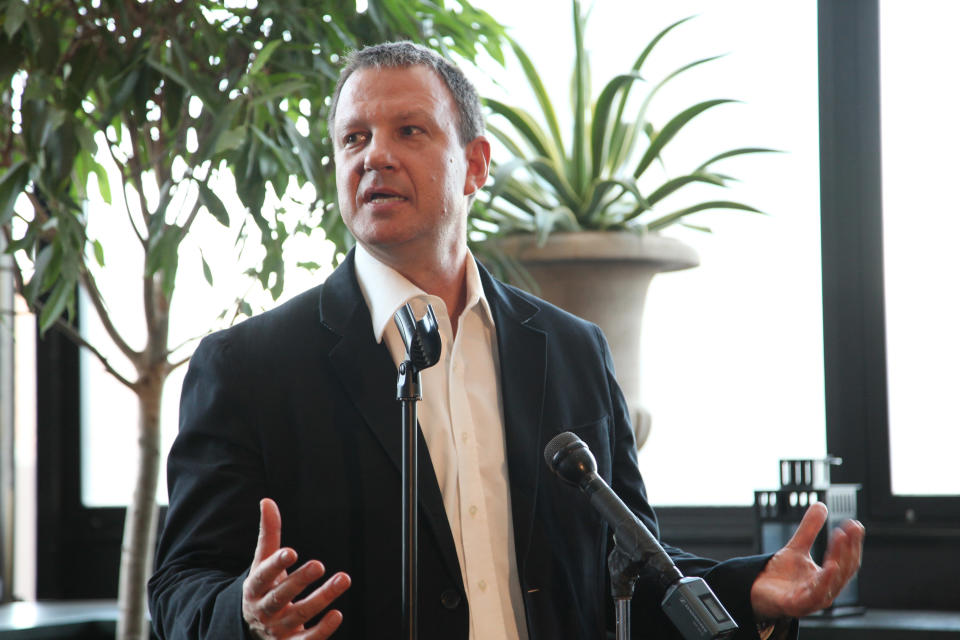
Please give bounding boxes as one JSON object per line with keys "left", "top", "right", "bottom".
{"left": 242, "top": 498, "right": 352, "bottom": 639}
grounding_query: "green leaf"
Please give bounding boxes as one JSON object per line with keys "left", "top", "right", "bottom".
{"left": 92, "top": 239, "right": 105, "bottom": 267}
{"left": 590, "top": 72, "right": 644, "bottom": 179}
{"left": 249, "top": 79, "right": 312, "bottom": 107}
{"left": 528, "top": 159, "right": 581, "bottom": 211}
{"left": 90, "top": 163, "right": 112, "bottom": 204}
{"left": 248, "top": 40, "right": 283, "bottom": 76}
{"left": 633, "top": 99, "right": 736, "bottom": 179}
{"left": 486, "top": 121, "right": 534, "bottom": 159}
{"left": 214, "top": 127, "right": 248, "bottom": 155}
{"left": 40, "top": 241, "right": 64, "bottom": 291}
{"left": 101, "top": 67, "right": 141, "bottom": 126}
{"left": 38, "top": 277, "right": 75, "bottom": 335}
{"left": 645, "top": 200, "right": 764, "bottom": 232}
{"left": 507, "top": 38, "right": 565, "bottom": 159}
{"left": 583, "top": 178, "right": 648, "bottom": 224}
{"left": 201, "top": 253, "right": 213, "bottom": 286}
{"left": 4, "top": 0, "right": 28, "bottom": 40}
{"left": 145, "top": 226, "right": 181, "bottom": 279}
{"left": 647, "top": 172, "right": 727, "bottom": 206}
{"left": 570, "top": 0, "right": 590, "bottom": 193}
{"left": 614, "top": 53, "right": 724, "bottom": 172}
{"left": 695, "top": 147, "right": 780, "bottom": 172}
{"left": 197, "top": 181, "right": 230, "bottom": 227}
{"left": 195, "top": 100, "right": 242, "bottom": 162}
{"left": 75, "top": 124, "right": 98, "bottom": 156}
{"left": 609, "top": 16, "right": 695, "bottom": 134}
{"left": 379, "top": 0, "right": 422, "bottom": 37}
{"left": 0, "top": 161, "right": 31, "bottom": 226}
{"left": 485, "top": 98, "right": 561, "bottom": 166}
{"left": 24, "top": 244, "right": 53, "bottom": 304}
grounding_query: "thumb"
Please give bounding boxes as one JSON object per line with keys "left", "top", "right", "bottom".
{"left": 253, "top": 497, "right": 282, "bottom": 566}
{"left": 785, "top": 501, "right": 828, "bottom": 554}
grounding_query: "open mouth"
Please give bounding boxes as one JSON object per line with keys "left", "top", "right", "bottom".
{"left": 363, "top": 186, "right": 407, "bottom": 204}
{"left": 368, "top": 192, "right": 406, "bottom": 202}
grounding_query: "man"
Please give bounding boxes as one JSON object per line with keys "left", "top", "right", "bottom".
{"left": 148, "top": 42, "right": 863, "bottom": 639}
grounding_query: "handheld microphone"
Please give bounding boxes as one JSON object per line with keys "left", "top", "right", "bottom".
{"left": 544, "top": 431, "right": 738, "bottom": 640}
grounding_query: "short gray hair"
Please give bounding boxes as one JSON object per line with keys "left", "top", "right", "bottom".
{"left": 327, "top": 41, "right": 485, "bottom": 146}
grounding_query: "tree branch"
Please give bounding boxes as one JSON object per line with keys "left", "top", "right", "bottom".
{"left": 177, "top": 195, "right": 203, "bottom": 238}
{"left": 52, "top": 314, "right": 138, "bottom": 391}
{"left": 78, "top": 267, "right": 141, "bottom": 363}
{"left": 165, "top": 332, "right": 203, "bottom": 360}
{"left": 167, "top": 353, "right": 192, "bottom": 373}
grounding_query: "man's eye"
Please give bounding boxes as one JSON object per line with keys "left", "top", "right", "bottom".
{"left": 344, "top": 132, "right": 367, "bottom": 146}
{"left": 400, "top": 126, "right": 423, "bottom": 136}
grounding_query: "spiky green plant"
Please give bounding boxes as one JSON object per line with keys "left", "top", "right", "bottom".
{"left": 472, "top": 1, "right": 775, "bottom": 248}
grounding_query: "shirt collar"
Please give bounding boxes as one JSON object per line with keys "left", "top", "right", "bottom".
{"left": 353, "top": 244, "right": 494, "bottom": 344}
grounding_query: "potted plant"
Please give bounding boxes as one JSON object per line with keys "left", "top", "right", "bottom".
{"left": 0, "top": 1, "right": 505, "bottom": 637}
{"left": 471, "top": 0, "right": 773, "bottom": 447}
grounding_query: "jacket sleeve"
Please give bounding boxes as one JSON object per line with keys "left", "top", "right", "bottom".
{"left": 148, "top": 331, "right": 263, "bottom": 640}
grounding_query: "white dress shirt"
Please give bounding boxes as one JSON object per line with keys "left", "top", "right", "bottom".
{"left": 353, "top": 245, "right": 528, "bottom": 640}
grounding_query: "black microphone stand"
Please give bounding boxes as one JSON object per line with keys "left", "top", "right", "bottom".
{"left": 544, "top": 432, "right": 739, "bottom": 640}
{"left": 608, "top": 544, "right": 642, "bottom": 640}
{"left": 393, "top": 304, "right": 441, "bottom": 640}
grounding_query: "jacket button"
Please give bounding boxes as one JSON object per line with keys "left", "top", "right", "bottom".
{"left": 440, "top": 589, "right": 462, "bottom": 610}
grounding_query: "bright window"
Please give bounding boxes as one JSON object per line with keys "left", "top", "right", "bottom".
{"left": 879, "top": 0, "right": 960, "bottom": 496}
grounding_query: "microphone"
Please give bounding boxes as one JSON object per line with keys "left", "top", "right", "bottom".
{"left": 544, "top": 431, "right": 738, "bottom": 640}
{"left": 394, "top": 303, "right": 441, "bottom": 370}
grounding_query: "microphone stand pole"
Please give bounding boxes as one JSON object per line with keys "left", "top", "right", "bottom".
{"left": 608, "top": 542, "right": 641, "bottom": 640}
{"left": 393, "top": 304, "right": 441, "bottom": 640}
{"left": 397, "top": 359, "right": 422, "bottom": 640}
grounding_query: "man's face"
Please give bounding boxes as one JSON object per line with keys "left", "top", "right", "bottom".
{"left": 332, "top": 65, "right": 488, "bottom": 264}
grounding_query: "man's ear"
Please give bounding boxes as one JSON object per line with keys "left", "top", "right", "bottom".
{"left": 463, "top": 135, "right": 491, "bottom": 196}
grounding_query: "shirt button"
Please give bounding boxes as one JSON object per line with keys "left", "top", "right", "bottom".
{"left": 440, "top": 589, "right": 462, "bottom": 610}
{"left": 478, "top": 580, "right": 487, "bottom": 592}
{"left": 469, "top": 505, "right": 478, "bottom": 517}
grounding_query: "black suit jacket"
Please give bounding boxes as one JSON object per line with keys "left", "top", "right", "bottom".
{"left": 148, "top": 252, "right": 783, "bottom": 639}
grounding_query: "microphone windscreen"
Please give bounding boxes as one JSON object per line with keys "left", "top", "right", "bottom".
{"left": 543, "top": 431, "right": 581, "bottom": 469}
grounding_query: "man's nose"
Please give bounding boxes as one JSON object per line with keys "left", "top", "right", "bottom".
{"left": 362, "top": 134, "right": 397, "bottom": 171}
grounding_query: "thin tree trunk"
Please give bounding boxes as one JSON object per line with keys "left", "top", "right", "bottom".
{"left": 116, "top": 374, "right": 164, "bottom": 640}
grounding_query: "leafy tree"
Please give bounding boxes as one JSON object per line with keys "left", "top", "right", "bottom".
{"left": 0, "top": 1, "right": 505, "bottom": 637}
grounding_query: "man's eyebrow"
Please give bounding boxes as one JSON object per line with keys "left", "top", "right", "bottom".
{"left": 334, "top": 114, "right": 364, "bottom": 134}
{"left": 392, "top": 108, "right": 438, "bottom": 123}
{"left": 336, "top": 108, "right": 434, "bottom": 129}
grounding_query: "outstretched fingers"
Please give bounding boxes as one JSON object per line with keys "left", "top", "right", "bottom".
{"left": 253, "top": 557, "right": 326, "bottom": 619}
{"left": 820, "top": 518, "right": 865, "bottom": 600}
{"left": 254, "top": 498, "right": 284, "bottom": 567}
{"left": 795, "top": 509, "right": 865, "bottom": 612}
{"left": 301, "top": 610, "right": 345, "bottom": 640}
{"left": 243, "top": 498, "right": 352, "bottom": 639}
{"left": 785, "top": 502, "right": 828, "bottom": 554}
{"left": 282, "top": 572, "right": 352, "bottom": 635}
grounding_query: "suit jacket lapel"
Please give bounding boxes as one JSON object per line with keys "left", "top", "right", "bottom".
{"left": 479, "top": 264, "right": 548, "bottom": 579}
{"left": 318, "top": 252, "right": 462, "bottom": 587}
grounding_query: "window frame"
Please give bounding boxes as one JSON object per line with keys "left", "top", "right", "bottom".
{"left": 819, "top": 0, "right": 960, "bottom": 525}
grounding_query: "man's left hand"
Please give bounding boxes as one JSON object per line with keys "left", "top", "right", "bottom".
{"left": 750, "top": 501, "right": 865, "bottom": 621}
